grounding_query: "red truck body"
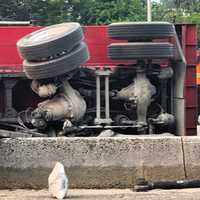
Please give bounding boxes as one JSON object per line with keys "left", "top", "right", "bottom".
{"left": 0, "top": 24, "right": 197, "bottom": 135}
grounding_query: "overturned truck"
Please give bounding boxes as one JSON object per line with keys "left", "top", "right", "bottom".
{"left": 0, "top": 22, "right": 197, "bottom": 136}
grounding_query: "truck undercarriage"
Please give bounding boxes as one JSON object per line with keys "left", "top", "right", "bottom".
{"left": 0, "top": 22, "right": 197, "bottom": 137}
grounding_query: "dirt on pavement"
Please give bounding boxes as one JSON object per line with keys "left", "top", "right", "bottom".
{"left": 1, "top": 189, "right": 200, "bottom": 200}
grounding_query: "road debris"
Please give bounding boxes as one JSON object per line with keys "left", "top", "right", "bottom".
{"left": 48, "top": 162, "right": 68, "bottom": 200}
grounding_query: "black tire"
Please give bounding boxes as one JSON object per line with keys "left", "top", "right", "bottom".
{"left": 108, "top": 43, "right": 175, "bottom": 60}
{"left": 17, "top": 23, "right": 84, "bottom": 61}
{"left": 23, "top": 42, "right": 89, "bottom": 79}
{"left": 108, "top": 22, "right": 175, "bottom": 40}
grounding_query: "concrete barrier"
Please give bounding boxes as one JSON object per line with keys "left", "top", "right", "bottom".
{"left": 182, "top": 137, "right": 200, "bottom": 179}
{"left": 0, "top": 137, "right": 185, "bottom": 189}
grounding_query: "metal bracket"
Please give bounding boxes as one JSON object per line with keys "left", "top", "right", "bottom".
{"left": 94, "top": 69, "right": 113, "bottom": 125}
{"left": 3, "top": 78, "right": 18, "bottom": 119}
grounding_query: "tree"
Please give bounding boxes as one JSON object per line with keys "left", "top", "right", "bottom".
{"left": 0, "top": 0, "right": 147, "bottom": 25}
{"left": 0, "top": 0, "right": 18, "bottom": 20}
{"left": 157, "top": 0, "right": 200, "bottom": 46}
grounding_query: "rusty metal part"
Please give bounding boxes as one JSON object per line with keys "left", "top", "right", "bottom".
{"left": 158, "top": 67, "right": 174, "bottom": 79}
{"left": 31, "top": 112, "right": 47, "bottom": 129}
{"left": 108, "top": 22, "right": 186, "bottom": 135}
{"left": 61, "top": 78, "right": 86, "bottom": 122}
{"left": 0, "top": 128, "right": 46, "bottom": 138}
{"left": 117, "top": 69, "right": 156, "bottom": 125}
{"left": 3, "top": 78, "right": 18, "bottom": 119}
{"left": 63, "top": 119, "right": 73, "bottom": 130}
{"left": 31, "top": 80, "right": 57, "bottom": 98}
{"left": 0, "top": 129, "right": 30, "bottom": 138}
{"left": 34, "top": 96, "right": 71, "bottom": 121}
{"left": 31, "top": 78, "right": 86, "bottom": 129}
{"left": 152, "top": 113, "right": 175, "bottom": 126}
{"left": 134, "top": 178, "right": 200, "bottom": 192}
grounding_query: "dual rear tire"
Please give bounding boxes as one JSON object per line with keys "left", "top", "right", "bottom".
{"left": 17, "top": 23, "right": 89, "bottom": 79}
{"left": 107, "top": 22, "right": 175, "bottom": 60}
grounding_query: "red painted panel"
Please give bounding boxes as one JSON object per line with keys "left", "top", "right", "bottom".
{"left": 0, "top": 26, "right": 41, "bottom": 72}
{"left": 0, "top": 25, "right": 129, "bottom": 72}
{"left": 186, "top": 46, "right": 197, "bottom": 65}
{"left": 0, "top": 25, "right": 196, "bottom": 69}
{"left": 186, "top": 25, "right": 197, "bottom": 45}
{"left": 181, "top": 24, "right": 198, "bottom": 135}
{"left": 185, "top": 66, "right": 196, "bottom": 86}
{"left": 186, "top": 107, "right": 197, "bottom": 128}
{"left": 185, "top": 86, "right": 197, "bottom": 107}
{"left": 75, "top": 26, "right": 128, "bottom": 66}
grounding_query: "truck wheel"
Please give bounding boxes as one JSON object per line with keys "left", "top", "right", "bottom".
{"left": 108, "top": 22, "right": 175, "bottom": 40}
{"left": 17, "top": 23, "right": 84, "bottom": 61}
{"left": 108, "top": 43, "right": 174, "bottom": 60}
{"left": 23, "top": 42, "right": 89, "bottom": 79}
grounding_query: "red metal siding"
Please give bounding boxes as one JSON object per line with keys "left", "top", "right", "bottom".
{"left": 0, "top": 26, "right": 41, "bottom": 72}
{"left": 84, "top": 26, "right": 128, "bottom": 66}
{"left": 0, "top": 25, "right": 128, "bottom": 72}
{"left": 176, "top": 24, "right": 198, "bottom": 135}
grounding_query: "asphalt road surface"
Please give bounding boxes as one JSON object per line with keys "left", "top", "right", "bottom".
{"left": 1, "top": 189, "right": 200, "bottom": 200}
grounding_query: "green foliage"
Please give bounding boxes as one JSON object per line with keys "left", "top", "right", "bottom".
{"left": 158, "top": 0, "right": 200, "bottom": 45}
{"left": 176, "top": 12, "right": 200, "bottom": 46}
{"left": 0, "top": 0, "right": 147, "bottom": 25}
